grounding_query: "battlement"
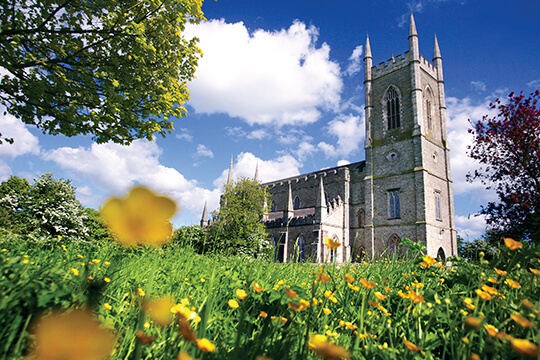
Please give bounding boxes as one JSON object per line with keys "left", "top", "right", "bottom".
{"left": 371, "top": 52, "right": 438, "bottom": 79}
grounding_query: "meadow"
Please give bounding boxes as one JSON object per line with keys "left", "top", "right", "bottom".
{"left": 0, "top": 233, "right": 539, "bottom": 360}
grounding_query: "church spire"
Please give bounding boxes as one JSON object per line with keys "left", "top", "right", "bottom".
{"left": 364, "top": 34, "right": 372, "bottom": 59}
{"left": 254, "top": 162, "right": 259, "bottom": 182}
{"left": 200, "top": 200, "right": 208, "bottom": 227}
{"left": 408, "top": 11, "right": 418, "bottom": 38}
{"left": 408, "top": 12, "right": 419, "bottom": 60}
{"left": 433, "top": 34, "right": 442, "bottom": 60}
{"left": 226, "top": 155, "right": 234, "bottom": 185}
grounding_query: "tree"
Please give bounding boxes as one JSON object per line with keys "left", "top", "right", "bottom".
{"left": 209, "top": 178, "right": 270, "bottom": 257}
{"left": 467, "top": 90, "right": 540, "bottom": 242}
{"left": 0, "top": 173, "right": 88, "bottom": 239}
{"left": 0, "top": 175, "right": 30, "bottom": 231}
{"left": 0, "top": 0, "right": 205, "bottom": 144}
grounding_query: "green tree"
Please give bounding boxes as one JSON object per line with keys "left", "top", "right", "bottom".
{"left": 83, "top": 208, "right": 114, "bottom": 242}
{"left": 0, "top": 175, "right": 30, "bottom": 231}
{"left": 0, "top": 173, "right": 88, "bottom": 239}
{"left": 0, "top": 0, "right": 205, "bottom": 144}
{"left": 209, "top": 178, "right": 270, "bottom": 257}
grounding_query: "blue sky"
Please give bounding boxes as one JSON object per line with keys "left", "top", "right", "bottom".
{"left": 1, "top": 0, "right": 539, "bottom": 240}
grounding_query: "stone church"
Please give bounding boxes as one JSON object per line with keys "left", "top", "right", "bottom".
{"left": 203, "top": 14, "right": 458, "bottom": 263}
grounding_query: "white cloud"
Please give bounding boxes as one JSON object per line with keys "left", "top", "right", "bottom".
{"left": 213, "top": 152, "right": 301, "bottom": 187}
{"left": 185, "top": 19, "right": 343, "bottom": 126}
{"left": 196, "top": 144, "right": 214, "bottom": 158}
{"left": 337, "top": 159, "right": 351, "bottom": 166}
{"left": 470, "top": 81, "right": 486, "bottom": 92}
{"left": 246, "top": 129, "right": 268, "bottom": 140}
{"left": 527, "top": 79, "right": 540, "bottom": 88}
{"left": 41, "top": 140, "right": 221, "bottom": 221}
{"left": 318, "top": 113, "right": 365, "bottom": 158}
{"left": 345, "top": 45, "right": 364, "bottom": 76}
{"left": 175, "top": 128, "right": 193, "bottom": 142}
{"left": 455, "top": 214, "right": 487, "bottom": 240}
{"left": 0, "top": 108, "right": 40, "bottom": 158}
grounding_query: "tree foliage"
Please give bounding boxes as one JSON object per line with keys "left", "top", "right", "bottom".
{"left": 467, "top": 90, "right": 540, "bottom": 242}
{"left": 0, "top": 0, "right": 205, "bottom": 144}
{"left": 209, "top": 178, "right": 270, "bottom": 257}
{"left": 0, "top": 173, "right": 88, "bottom": 239}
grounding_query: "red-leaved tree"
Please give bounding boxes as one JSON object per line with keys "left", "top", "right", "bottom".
{"left": 467, "top": 90, "right": 540, "bottom": 242}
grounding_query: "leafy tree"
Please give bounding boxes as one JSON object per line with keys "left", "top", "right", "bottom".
{"left": 0, "top": 173, "right": 88, "bottom": 239}
{"left": 83, "top": 208, "right": 114, "bottom": 242}
{"left": 0, "top": 0, "right": 205, "bottom": 144}
{"left": 209, "top": 178, "right": 270, "bottom": 257}
{"left": 467, "top": 90, "right": 540, "bottom": 242}
{"left": 171, "top": 225, "right": 207, "bottom": 252}
{"left": 0, "top": 175, "right": 30, "bottom": 231}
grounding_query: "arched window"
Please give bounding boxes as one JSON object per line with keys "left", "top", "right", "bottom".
{"left": 358, "top": 209, "right": 366, "bottom": 228}
{"left": 425, "top": 87, "right": 434, "bottom": 131}
{"left": 387, "top": 234, "right": 401, "bottom": 254}
{"left": 437, "top": 247, "right": 446, "bottom": 263}
{"left": 296, "top": 235, "right": 305, "bottom": 261}
{"left": 355, "top": 245, "right": 366, "bottom": 262}
{"left": 386, "top": 86, "right": 401, "bottom": 130}
{"left": 388, "top": 189, "right": 400, "bottom": 219}
{"left": 270, "top": 200, "right": 277, "bottom": 212}
{"left": 294, "top": 196, "right": 301, "bottom": 209}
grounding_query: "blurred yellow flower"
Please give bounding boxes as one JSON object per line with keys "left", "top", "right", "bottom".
{"left": 529, "top": 267, "right": 540, "bottom": 275}
{"left": 488, "top": 277, "right": 500, "bottom": 284}
{"left": 279, "top": 316, "right": 288, "bottom": 323}
{"left": 137, "top": 288, "right": 145, "bottom": 296}
{"left": 253, "top": 283, "right": 264, "bottom": 293}
{"left": 195, "top": 338, "right": 216, "bottom": 352}
{"left": 408, "top": 290, "right": 425, "bottom": 303}
{"left": 521, "top": 299, "right": 535, "bottom": 310}
{"left": 277, "top": 279, "right": 285, "bottom": 286}
{"left": 30, "top": 309, "right": 116, "bottom": 360}
{"left": 511, "top": 313, "right": 535, "bottom": 328}
{"left": 475, "top": 289, "right": 493, "bottom": 300}
{"left": 71, "top": 268, "right": 79, "bottom": 276}
{"left": 344, "top": 273, "right": 354, "bottom": 283}
{"left": 312, "top": 298, "right": 319, "bottom": 306}
{"left": 484, "top": 324, "right": 499, "bottom": 337}
{"left": 325, "top": 237, "right": 341, "bottom": 250}
{"left": 505, "top": 278, "right": 522, "bottom": 289}
{"left": 103, "top": 303, "right": 112, "bottom": 311}
{"left": 503, "top": 237, "right": 522, "bottom": 250}
{"left": 323, "top": 308, "right": 332, "bottom": 315}
{"left": 481, "top": 284, "right": 500, "bottom": 296}
{"left": 464, "top": 298, "right": 476, "bottom": 310}
{"left": 101, "top": 187, "right": 177, "bottom": 247}
{"left": 259, "top": 311, "right": 268, "bottom": 318}
{"left": 347, "top": 283, "right": 360, "bottom": 292}
{"left": 236, "top": 289, "right": 247, "bottom": 300}
{"left": 317, "top": 272, "right": 332, "bottom": 283}
{"left": 324, "top": 291, "right": 338, "bottom": 303}
{"left": 144, "top": 297, "right": 174, "bottom": 327}
{"left": 464, "top": 316, "right": 482, "bottom": 330}
{"left": 422, "top": 255, "right": 437, "bottom": 266}
{"left": 360, "top": 278, "right": 377, "bottom": 289}
{"left": 104, "top": 277, "right": 111, "bottom": 283}
{"left": 288, "top": 300, "right": 309, "bottom": 312}
{"left": 309, "top": 334, "right": 351, "bottom": 360}
{"left": 494, "top": 268, "right": 507, "bottom": 276}
{"left": 285, "top": 287, "right": 298, "bottom": 298}
{"left": 177, "top": 351, "right": 193, "bottom": 360}
{"left": 228, "top": 299, "right": 239, "bottom": 309}
{"left": 509, "top": 338, "right": 538, "bottom": 356}
{"left": 398, "top": 290, "right": 409, "bottom": 299}
{"left": 374, "top": 292, "right": 387, "bottom": 300}
{"left": 403, "top": 338, "right": 422, "bottom": 352}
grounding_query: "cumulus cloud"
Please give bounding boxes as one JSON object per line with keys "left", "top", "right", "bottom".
{"left": 184, "top": 19, "right": 342, "bottom": 126}
{"left": 527, "top": 79, "right": 540, "bottom": 88}
{"left": 195, "top": 144, "right": 214, "bottom": 158}
{"left": 318, "top": 113, "right": 365, "bottom": 158}
{"left": 175, "top": 128, "right": 193, "bottom": 142}
{"left": 470, "top": 81, "right": 486, "bottom": 92}
{"left": 455, "top": 214, "right": 487, "bottom": 240}
{"left": 42, "top": 140, "right": 222, "bottom": 220}
{"left": 345, "top": 45, "right": 364, "bottom": 76}
{"left": 213, "top": 152, "right": 301, "bottom": 187}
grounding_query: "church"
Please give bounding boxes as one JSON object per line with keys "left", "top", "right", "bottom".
{"left": 204, "top": 14, "right": 458, "bottom": 263}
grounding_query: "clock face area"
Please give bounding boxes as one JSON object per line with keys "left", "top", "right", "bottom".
{"left": 386, "top": 151, "right": 399, "bottom": 162}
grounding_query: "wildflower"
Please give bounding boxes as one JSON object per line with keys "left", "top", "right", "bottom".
{"left": 236, "top": 289, "right": 248, "bottom": 300}
{"left": 484, "top": 324, "right": 499, "bottom": 337}
{"left": 253, "top": 283, "right": 264, "bottom": 293}
{"left": 177, "top": 351, "right": 193, "bottom": 360}
{"left": 398, "top": 290, "right": 409, "bottom": 299}
{"left": 509, "top": 338, "right": 538, "bottom": 356}
{"left": 104, "top": 277, "right": 111, "bottom": 283}
{"left": 137, "top": 288, "right": 145, "bottom": 297}
{"left": 385, "top": 286, "right": 392, "bottom": 293}
{"left": 178, "top": 318, "right": 197, "bottom": 343}
{"left": 345, "top": 322, "right": 357, "bottom": 330}
{"left": 259, "top": 311, "right": 268, "bottom": 318}
{"left": 362, "top": 261, "right": 369, "bottom": 266}
{"left": 469, "top": 353, "right": 480, "bottom": 360}
{"left": 312, "top": 298, "right": 319, "bottom": 306}
{"left": 103, "top": 303, "right": 112, "bottom": 311}
{"left": 403, "top": 338, "right": 422, "bottom": 352}
{"left": 104, "top": 261, "right": 110, "bottom": 266}
{"left": 422, "top": 255, "right": 437, "bottom": 266}
{"left": 505, "top": 278, "right": 522, "bottom": 289}
{"left": 309, "top": 334, "right": 351, "bottom": 360}
{"left": 481, "top": 284, "right": 500, "bottom": 296}
{"left": 323, "top": 308, "right": 332, "bottom": 315}
{"left": 285, "top": 287, "right": 298, "bottom": 298}
{"left": 324, "top": 291, "right": 338, "bottom": 303}
{"left": 71, "top": 268, "right": 79, "bottom": 276}
{"left": 488, "top": 277, "right": 500, "bottom": 284}
{"left": 144, "top": 297, "right": 174, "bottom": 327}
{"left": 521, "top": 299, "right": 535, "bottom": 310}
{"left": 61, "top": 245, "right": 67, "bottom": 252}
{"left": 368, "top": 301, "right": 380, "bottom": 308}
{"left": 360, "top": 278, "right": 377, "bottom": 289}
{"left": 277, "top": 279, "right": 285, "bottom": 286}
{"left": 228, "top": 299, "right": 239, "bottom": 309}
{"left": 325, "top": 237, "right": 341, "bottom": 250}
{"left": 494, "top": 268, "right": 508, "bottom": 276}
{"left": 464, "top": 298, "right": 476, "bottom": 311}
{"left": 374, "top": 292, "right": 387, "bottom": 300}
{"left": 464, "top": 316, "right": 482, "bottom": 330}
{"left": 503, "top": 237, "right": 522, "bottom": 250}
{"left": 289, "top": 299, "right": 310, "bottom": 312}
{"left": 279, "top": 316, "right": 288, "bottom": 323}
{"left": 200, "top": 278, "right": 205, "bottom": 283}
{"left": 195, "top": 338, "right": 216, "bottom": 352}
{"left": 530, "top": 268, "right": 540, "bottom": 275}
{"left": 317, "top": 272, "right": 332, "bottom": 283}
{"left": 30, "top": 309, "right": 116, "bottom": 360}
{"left": 143, "top": 322, "right": 150, "bottom": 329}
{"left": 344, "top": 273, "right": 354, "bottom": 283}
{"left": 87, "top": 276, "right": 93, "bottom": 280}
{"left": 347, "top": 283, "right": 360, "bottom": 291}
{"left": 408, "top": 290, "right": 425, "bottom": 303}
{"left": 101, "top": 186, "right": 177, "bottom": 247}
{"left": 511, "top": 313, "right": 535, "bottom": 328}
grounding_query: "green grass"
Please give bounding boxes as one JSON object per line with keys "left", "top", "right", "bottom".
{"left": 0, "top": 234, "right": 539, "bottom": 360}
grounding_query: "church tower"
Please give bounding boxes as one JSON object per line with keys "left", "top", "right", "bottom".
{"left": 363, "top": 13, "right": 457, "bottom": 259}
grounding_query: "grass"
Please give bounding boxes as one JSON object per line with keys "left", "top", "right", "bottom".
{"left": 0, "top": 233, "right": 539, "bottom": 360}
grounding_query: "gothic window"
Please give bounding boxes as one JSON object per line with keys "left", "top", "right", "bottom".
{"left": 387, "top": 234, "right": 401, "bottom": 254}
{"left": 356, "top": 245, "right": 366, "bottom": 262}
{"left": 425, "top": 87, "right": 434, "bottom": 131}
{"left": 294, "top": 196, "right": 301, "bottom": 209}
{"left": 296, "top": 235, "right": 305, "bottom": 261}
{"left": 329, "top": 234, "right": 339, "bottom": 262}
{"left": 270, "top": 200, "right": 277, "bottom": 212}
{"left": 437, "top": 247, "right": 446, "bottom": 262}
{"left": 388, "top": 190, "right": 400, "bottom": 219}
{"left": 386, "top": 86, "right": 401, "bottom": 130}
{"left": 434, "top": 191, "right": 442, "bottom": 221}
{"left": 358, "top": 209, "right": 366, "bottom": 228}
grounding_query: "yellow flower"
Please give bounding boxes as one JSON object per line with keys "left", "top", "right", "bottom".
{"left": 144, "top": 297, "right": 174, "bottom": 327}
{"left": 505, "top": 278, "right": 522, "bottom": 289}
{"left": 347, "top": 283, "right": 360, "bottom": 291}
{"left": 398, "top": 290, "right": 409, "bottom": 299}
{"left": 277, "top": 279, "right": 285, "bottom": 286}
{"left": 481, "top": 284, "right": 500, "bottom": 296}
{"left": 309, "top": 334, "right": 351, "bottom": 360}
{"left": 469, "top": 353, "right": 480, "bottom": 360}
{"left": 403, "top": 338, "right": 422, "bottom": 352}
{"left": 259, "top": 311, "right": 268, "bottom": 318}
{"left": 104, "top": 261, "right": 110, "bottom": 266}
{"left": 475, "top": 289, "right": 492, "bottom": 300}
{"left": 285, "top": 287, "right": 298, "bottom": 298}
{"left": 374, "top": 292, "right": 387, "bottom": 300}
{"left": 488, "top": 277, "right": 500, "bottom": 284}
{"left": 325, "top": 237, "right": 341, "bottom": 250}
{"left": 288, "top": 300, "right": 310, "bottom": 312}
{"left": 253, "top": 283, "right": 264, "bottom": 293}
{"left": 324, "top": 291, "right": 338, "bottom": 303}
{"left": 70, "top": 268, "right": 79, "bottom": 276}
{"left": 30, "top": 309, "right": 116, "bottom": 360}
{"left": 236, "top": 289, "right": 248, "bottom": 300}
{"left": 503, "top": 237, "right": 522, "bottom": 250}
{"left": 177, "top": 351, "right": 193, "bottom": 360}
{"left": 511, "top": 313, "right": 535, "bottom": 328}
{"left": 101, "top": 187, "right": 177, "bottom": 247}
{"left": 323, "top": 308, "right": 332, "bottom": 315}
{"left": 360, "top": 278, "right": 377, "bottom": 289}
{"left": 408, "top": 290, "right": 425, "bottom": 303}
{"left": 464, "top": 316, "right": 482, "bottom": 330}
{"left": 344, "top": 273, "right": 354, "bottom": 283}
{"left": 104, "top": 303, "right": 112, "bottom": 311}
{"left": 279, "top": 316, "right": 288, "bottom": 323}
{"left": 317, "top": 272, "right": 332, "bottom": 283}
{"left": 529, "top": 267, "right": 540, "bottom": 275}
{"left": 484, "top": 324, "right": 499, "bottom": 337}
{"left": 195, "top": 338, "right": 216, "bottom": 352}
{"left": 521, "top": 299, "right": 535, "bottom": 310}
{"left": 312, "top": 297, "right": 319, "bottom": 306}
{"left": 228, "top": 299, "right": 239, "bottom": 309}
{"left": 464, "top": 298, "right": 476, "bottom": 310}
{"left": 494, "top": 267, "right": 508, "bottom": 276}
{"left": 104, "top": 277, "right": 111, "bottom": 283}
{"left": 509, "top": 338, "right": 538, "bottom": 356}
{"left": 422, "top": 255, "right": 437, "bottom": 266}
{"left": 368, "top": 300, "right": 380, "bottom": 308}
{"left": 137, "top": 288, "right": 145, "bottom": 297}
